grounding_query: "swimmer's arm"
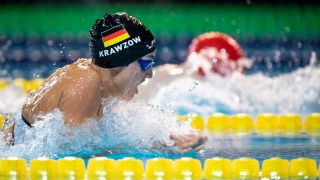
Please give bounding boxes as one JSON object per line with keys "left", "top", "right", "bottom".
{"left": 59, "top": 72, "right": 102, "bottom": 126}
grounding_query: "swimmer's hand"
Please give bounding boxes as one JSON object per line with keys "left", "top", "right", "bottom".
{"left": 170, "top": 132, "right": 207, "bottom": 153}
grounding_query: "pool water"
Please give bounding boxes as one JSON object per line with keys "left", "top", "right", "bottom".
{"left": 147, "top": 63, "right": 320, "bottom": 118}
{"left": 0, "top": 60, "right": 319, "bottom": 165}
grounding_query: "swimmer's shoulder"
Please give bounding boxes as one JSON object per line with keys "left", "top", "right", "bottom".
{"left": 42, "top": 58, "right": 93, "bottom": 83}
{"left": 41, "top": 58, "right": 100, "bottom": 90}
{"left": 60, "top": 58, "right": 97, "bottom": 75}
{"left": 63, "top": 58, "right": 102, "bottom": 87}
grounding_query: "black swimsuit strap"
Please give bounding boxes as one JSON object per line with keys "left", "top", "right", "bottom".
{"left": 21, "top": 114, "right": 33, "bottom": 128}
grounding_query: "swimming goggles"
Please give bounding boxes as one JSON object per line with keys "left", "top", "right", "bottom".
{"left": 137, "top": 57, "right": 155, "bottom": 71}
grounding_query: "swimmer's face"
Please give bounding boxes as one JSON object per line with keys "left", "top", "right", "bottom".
{"left": 117, "top": 51, "right": 156, "bottom": 100}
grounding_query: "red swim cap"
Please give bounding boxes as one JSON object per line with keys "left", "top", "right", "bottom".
{"left": 187, "top": 32, "right": 245, "bottom": 76}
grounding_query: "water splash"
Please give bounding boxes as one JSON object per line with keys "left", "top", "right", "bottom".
{"left": 0, "top": 85, "right": 26, "bottom": 114}
{"left": 149, "top": 63, "right": 320, "bottom": 117}
{"left": 0, "top": 98, "right": 193, "bottom": 161}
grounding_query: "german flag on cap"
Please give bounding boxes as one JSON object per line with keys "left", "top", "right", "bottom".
{"left": 101, "top": 25, "right": 130, "bottom": 47}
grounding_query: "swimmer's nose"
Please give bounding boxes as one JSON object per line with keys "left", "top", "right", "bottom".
{"left": 145, "top": 68, "right": 153, "bottom": 78}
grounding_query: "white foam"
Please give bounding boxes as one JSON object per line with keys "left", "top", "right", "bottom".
{"left": 0, "top": 85, "right": 26, "bottom": 114}
{"left": 0, "top": 98, "right": 192, "bottom": 160}
{"left": 149, "top": 64, "right": 320, "bottom": 118}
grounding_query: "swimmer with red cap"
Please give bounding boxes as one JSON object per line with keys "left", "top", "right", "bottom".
{"left": 136, "top": 32, "right": 249, "bottom": 100}
{"left": 2, "top": 12, "right": 207, "bottom": 152}
{"left": 188, "top": 32, "right": 246, "bottom": 76}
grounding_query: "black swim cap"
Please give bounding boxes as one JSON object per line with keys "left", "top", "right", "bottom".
{"left": 89, "top": 12, "right": 156, "bottom": 68}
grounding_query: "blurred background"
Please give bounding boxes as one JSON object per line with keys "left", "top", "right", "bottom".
{"left": 0, "top": 0, "right": 320, "bottom": 79}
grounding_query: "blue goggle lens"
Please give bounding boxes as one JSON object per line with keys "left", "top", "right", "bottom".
{"left": 137, "top": 58, "right": 155, "bottom": 71}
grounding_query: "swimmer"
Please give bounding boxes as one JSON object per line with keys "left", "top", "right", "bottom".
{"left": 135, "top": 32, "right": 251, "bottom": 101}
{"left": 1, "top": 12, "right": 207, "bottom": 152}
